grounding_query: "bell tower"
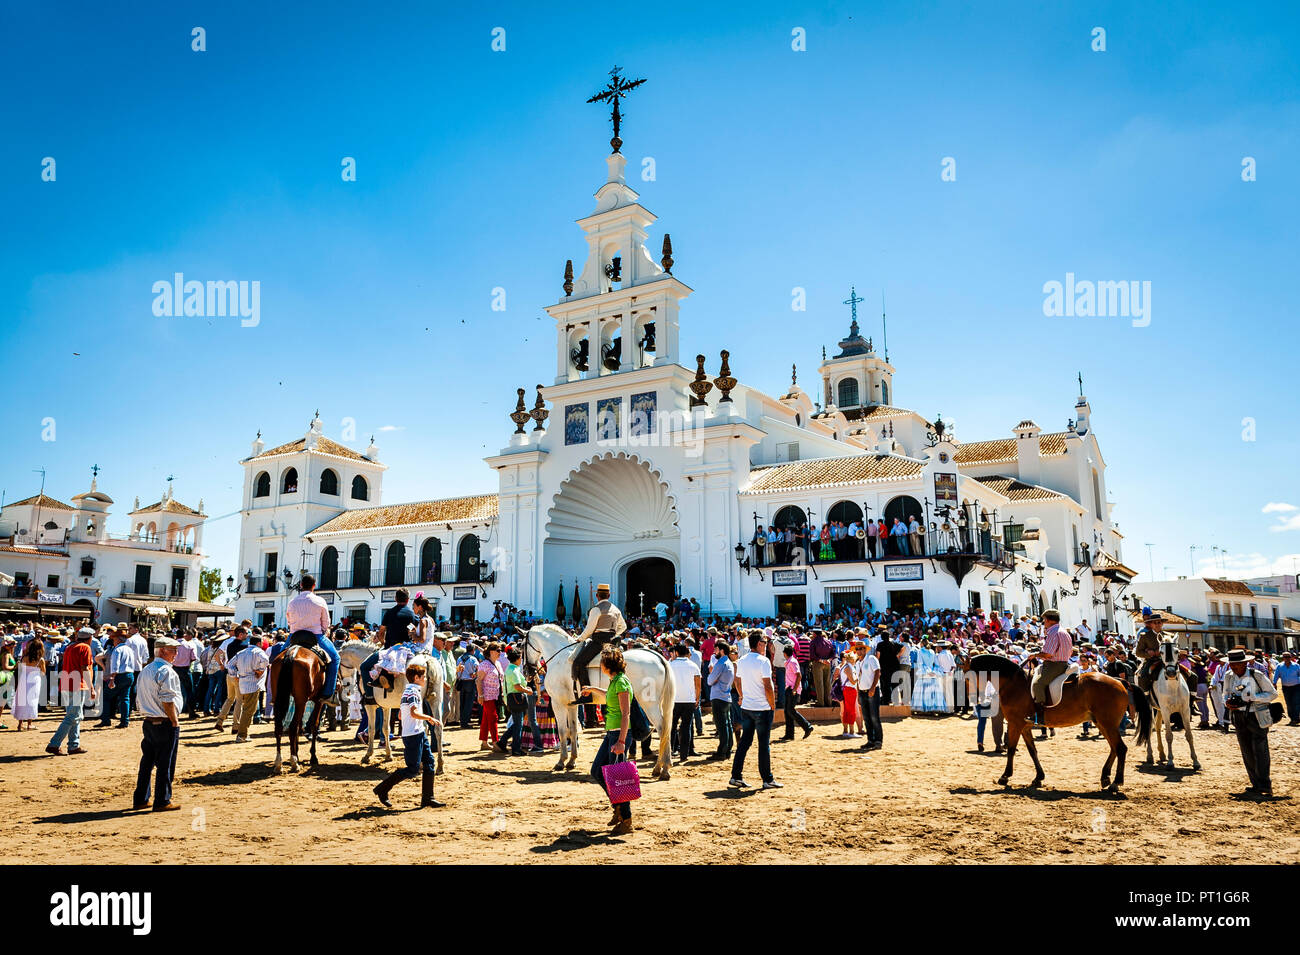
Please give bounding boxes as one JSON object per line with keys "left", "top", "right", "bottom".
{"left": 548, "top": 68, "right": 690, "bottom": 384}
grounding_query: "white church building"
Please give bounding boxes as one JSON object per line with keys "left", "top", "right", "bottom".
{"left": 233, "top": 112, "right": 1133, "bottom": 635}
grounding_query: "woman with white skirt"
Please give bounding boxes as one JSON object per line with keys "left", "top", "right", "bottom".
{"left": 13, "top": 638, "right": 46, "bottom": 729}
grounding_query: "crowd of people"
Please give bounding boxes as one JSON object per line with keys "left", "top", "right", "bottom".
{"left": 1, "top": 593, "right": 1293, "bottom": 827}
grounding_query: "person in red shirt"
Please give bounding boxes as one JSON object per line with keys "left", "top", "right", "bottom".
{"left": 47, "top": 627, "right": 96, "bottom": 756}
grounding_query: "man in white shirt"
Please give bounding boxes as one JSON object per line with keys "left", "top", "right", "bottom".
{"left": 127, "top": 625, "right": 149, "bottom": 673}
{"left": 668, "top": 643, "right": 701, "bottom": 762}
{"left": 132, "top": 636, "right": 183, "bottom": 812}
{"left": 856, "top": 644, "right": 882, "bottom": 750}
{"left": 96, "top": 629, "right": 138, "bottom": 728}
{"left": 729, "top": 630, "right": 781, "bottom": 790}
{"left": 228, "top": 641, "right": 270, "bottom": 742}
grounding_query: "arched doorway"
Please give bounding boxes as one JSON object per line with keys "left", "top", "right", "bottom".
{"left": 319, "top": 546, "right": 339, "bottom": 590}
{"left": 883, "top": 495, "right": 923, "bottom": 556}
{"left": 385, "top": 541, "right": 406, "bottom": 586}
{"left": 420, "top": 538, "right": 442, "bottom": 583}
{"left": 457, "top": 536, "right": 480, "bottom": 583}
{"left": 622, "top": 557, "right": 676, "bottom": 618}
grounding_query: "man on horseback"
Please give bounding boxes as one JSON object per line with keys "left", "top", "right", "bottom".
{"left": 1028, "top": 610, "right": 1071, "bottom": 722}
{"left": 286, "top": 574, "right": 340, "bottom": 720}
{"left": 571, "top": 583, "right": 627, "bottom": 700}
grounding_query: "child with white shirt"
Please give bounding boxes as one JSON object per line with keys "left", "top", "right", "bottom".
{"left": 372, "top": 662, "right": 445, "bottom": 810}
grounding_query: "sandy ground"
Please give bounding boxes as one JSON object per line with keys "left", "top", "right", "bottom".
{"left": 2, "top": 706, "right": 1297, "bottom": 864}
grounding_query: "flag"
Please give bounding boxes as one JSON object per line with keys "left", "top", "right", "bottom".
{"left": 573, "top": 583, "right": 582, "bottom": 624}
{"left": 556, "top": 580, "right": 566, "bottom": 622}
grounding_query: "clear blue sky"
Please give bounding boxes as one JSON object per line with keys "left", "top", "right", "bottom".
{"left": 3, "top": 0, "right": 1297, "bottom": 587}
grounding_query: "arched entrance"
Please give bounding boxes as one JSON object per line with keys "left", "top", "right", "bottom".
{"left": 543, "top": 453, "right": 680, "bottom": 620}
{"left": 621, "top": 557, "right": 676, "bottom": 618}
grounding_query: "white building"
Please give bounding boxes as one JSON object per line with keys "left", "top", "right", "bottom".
{"left": 0, "top": 475, "right": 230, "bottom": 628}
{"left": 1135, "top": 577, "right": 1296, "bottom": 653}
{"left": 233, "top": 122, "right": 1134, "bottom": 635}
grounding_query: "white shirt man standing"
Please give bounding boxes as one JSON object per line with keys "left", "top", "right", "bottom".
{"left": 228, "top": 641, "right": 270, "bottom": 742}
{"left": 730, "top": 630, "right": 781, "bottom": 791}
{"left": 668, "top": 643, "right": 702, "bottom": 762}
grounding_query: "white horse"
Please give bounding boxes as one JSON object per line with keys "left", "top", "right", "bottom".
{"left": 518, "top": 624, "right": 675, "bottom": 780}
{"left": 1144, "top": 637, "right": 1201, "bottom": 771}
{"left": 338, "top": 640, "right": 445, "bottom": 773}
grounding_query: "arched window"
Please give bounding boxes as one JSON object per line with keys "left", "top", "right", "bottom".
{"left": 351, "top": 543, "right": 371, "bottom": 589}
{"left": 420, "top": 538, "right": 443, "bottom": 583}
{"left": 253, "top": 472, "right": 271, "bottom": 498}
{"left": 773, "top": 505, "right": 807, "bottom": 530}
{"left": 319, "top": 546, "right": 339, "bottom": 590}
{"left": 883, "top": 495, "right": 922, "bottom": 528}
{"left": 281, "top": 468, "right": 299, "bottom": 494}
{"left": 43, "top": 520, "right": 58, "bottom": 530}
{"left": 385, "top": 541, "right": 406, "bottom": 586}
{"left": 828, "top": 500, "right": 863, "bottom": 525}
{"left": 457, "top": 535, "right": 480, "bottom": 583}
{"left": 880, "top": 380, "right": 890, "bottom": 405}
{"left": 351, "top": 475, "right": 369, "bottom": 501}
{"left": 319, "top": 468, "right": 339, "bottom": 496}
{"left": 837, "top": 377, "right": 859, "bottom": 408}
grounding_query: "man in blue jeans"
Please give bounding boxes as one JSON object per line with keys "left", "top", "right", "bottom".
{"left": 97, "top": 631, "right": 136, "bottom": 728}
{"left": 707, "top": 640, "right": 735, "bottom": 759}
{"left": 285, "top": 574, "right": 339, "bottom": 710}
{"left": 729, "top": 630, "right": 782, "bottom": 790}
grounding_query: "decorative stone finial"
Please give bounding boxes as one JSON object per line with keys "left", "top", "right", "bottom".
{"left": 714, "top": 349, "right": 737, "bottom": 403}
{"left": 791, "top": 363, "right": 797, "bottom": 387}
{"left": 530, "top": 385, "right": 549, "bottom": 432}
{"left": 510, "top": 388, "right": 532, "bottom": 434}
{"left": 688, "top": 355, "right": 713, "bottom": 408}
{"left": 563, "top": 259, "right": 574, "bottom": 297}
{"left": 660, "top": 234, "right": 673, "bottom": 274}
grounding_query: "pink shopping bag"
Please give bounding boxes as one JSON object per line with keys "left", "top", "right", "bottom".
{"left": 601, "top": 756, "right": 641, "bottom": 804}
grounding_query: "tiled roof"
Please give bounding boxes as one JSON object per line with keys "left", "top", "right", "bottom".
{"left": 132, "top": 498, "right": 204, "bottom": 517}
{"left": 310, "top": 494, "right": 499, "bottom": 534}
{"left": 843, "top": 404, "right": 912, "bottom": 422}
{"left": 1203, "top": 578, "right": 1255, "bottom": 596}
{"left": 974, "top": 475, "right": 1069, "bottom": 502}
{"left": 252, "top": 436, "right": 370, "bottom": 462}
{"left": 1127, "top": 607, "right": 1203, "bottom": 627}
{"left": 954, "top": 432, "right": 1068, "bottom": 465}
{"left": 0, "top": 544, "right": 66, "bottom": 558}
{"left": 743, "top": 454, "right": 924, "bottom": 493}
{"left": 1094, "top": 551, "right": 1139, "bottom": 579}
{"left": 6, "top": 494, "right": 74, "bottom": 511}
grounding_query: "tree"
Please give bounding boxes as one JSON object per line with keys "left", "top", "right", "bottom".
{"left": 199, "top": 567, "right": 224, "bottom": 603}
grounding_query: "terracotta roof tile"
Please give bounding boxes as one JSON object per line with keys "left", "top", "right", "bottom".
{"left": 6, "top": 493, "right": 75, "bottom": 511}
{"left": 1203, "top": 578, "right": 1255, "bottom": 596}
{"left": 252, "top": 436, "right": 371, "bottom": 462}
{"left": 132, "top": 498, "right": 204, "bottom": 517}
{"left": 0, "top": 544, "right": 66, "bottom": 558}
{"left": 954, "top": 432, "right": 1068, "bottom": 465}
{"left": 843, "top": 404, "right": 913, "bottom": 422}
{"left": 310, "top": 494, "right": 499, "bottom": 534}
{"left": 743, "top": 454, "right": 924, "bottom": 493}
{"left": 1127, "top": 607, "right": 1203, "bottom": 627}
{"left": 973, "top": 475, "right": 1068, "bottom": 502}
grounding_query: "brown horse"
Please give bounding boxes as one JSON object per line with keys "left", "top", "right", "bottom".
{"left": 270, "top": 645, "right": 327, "bottom": 773}
{"left": 965, "top": 654, "right": 1150, "bottom": 792}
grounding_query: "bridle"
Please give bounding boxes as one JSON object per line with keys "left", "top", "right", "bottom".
{"left": 521, "top": 627, "right": 580, "bottom": 678}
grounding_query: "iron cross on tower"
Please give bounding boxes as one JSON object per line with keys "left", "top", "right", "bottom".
{"left": 843, "top": 286, "right": 865, "bottom": 336}
{"left": 587, "top": 66, "right": 646, "bottom": 154}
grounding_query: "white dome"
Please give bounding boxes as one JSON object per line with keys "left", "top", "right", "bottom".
{"left": 546, "top": 453, "right": 678, "bottom": 544}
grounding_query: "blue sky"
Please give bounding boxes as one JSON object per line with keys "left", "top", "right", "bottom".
{"left": 2, "top": 0, "right": 1297, "bottom": 587}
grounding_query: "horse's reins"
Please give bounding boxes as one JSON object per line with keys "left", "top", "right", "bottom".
{"left": 522, "top": 629, "right": 581, "bottom": 676}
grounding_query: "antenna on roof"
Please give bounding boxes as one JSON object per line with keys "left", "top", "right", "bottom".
{"left": 881, "top": 289, "right": 888, "bottom": 363}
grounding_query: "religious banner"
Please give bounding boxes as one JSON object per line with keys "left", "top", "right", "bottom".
{"left": 772, "top": 568, "right": 807, "bottom": 587}
{"left": 934, "top": 472, "right": 958, "bottom": 507}
{"left": 884, "top": 563, "right": 924, "bottom": 582}
{"left": 629, "top": 391, "right": 656, "bottom": 437}
{"left": 596, "top": 396, "right": 621, "bottom": 442}
{"left": 564, "top": 403, "right": 588, "bottom": 445}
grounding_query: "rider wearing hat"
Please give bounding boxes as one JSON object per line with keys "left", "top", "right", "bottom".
{"left": 1134, "top": 609, "right": 1164, "bottom": 693}
{"left": 571, "top": 583, "right": 627, "bottom": 699}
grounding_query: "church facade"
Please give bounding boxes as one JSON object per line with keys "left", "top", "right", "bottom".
{"left": 233, "top": 132, "right": 1134, "bottom": 635}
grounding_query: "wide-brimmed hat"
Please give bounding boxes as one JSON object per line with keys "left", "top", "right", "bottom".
{"left": 1142, "top": 610, "right": 1164, "bottom": 623}
{"left": 1225, "top": 647, "right": 1254, "bottom": 664}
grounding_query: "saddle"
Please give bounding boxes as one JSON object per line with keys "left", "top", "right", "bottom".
{"left": 1044, "top": 664, "right": 1081, "bottom": 708}
{"left": 288, "top": 631, "right": 330, "bottom": 668}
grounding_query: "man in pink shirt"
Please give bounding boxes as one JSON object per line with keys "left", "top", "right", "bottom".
{"left": 1030, "top": 610, "right": 1072, "bottom": 707}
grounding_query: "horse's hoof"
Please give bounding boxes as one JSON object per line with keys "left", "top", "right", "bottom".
{"left": 659, "top": 769, "right": 670, "bottom": 781}
{"left": 997, "top": 776, "right": 1009, "bottom": 786}
{"left": 1030, "top": 778, "right": 1043, "bottom": 788}
{"left": 651, "top": 766, "right": 662, "bottom": 778}
{"left": 360, "top": 757, "right": 371, "bottom": 765}
{"left": 1142, "top": 758, "right": 1153, "bottom": 766}
{"left": 552, "top": 761, "right": 565, "bottom": 771}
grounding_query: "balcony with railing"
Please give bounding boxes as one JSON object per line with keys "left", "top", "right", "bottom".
{"left": 120, "top": 581, "right": 169, "bottom": 598}
{"left": 1207, "top": 613, "right": 1282, "bottom": 631}
{"left": 746, "top": 528, "right": 1015, "bottom": 573}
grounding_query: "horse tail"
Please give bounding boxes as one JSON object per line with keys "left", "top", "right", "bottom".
{"left": 1132, "top": 684, "right": 1152, "bottom": 745}
{"left": 655, "top": 651, "right": 675, "bottom": 728}
{"left": 273, "top": 647, "right": 296, "bottom": 729}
